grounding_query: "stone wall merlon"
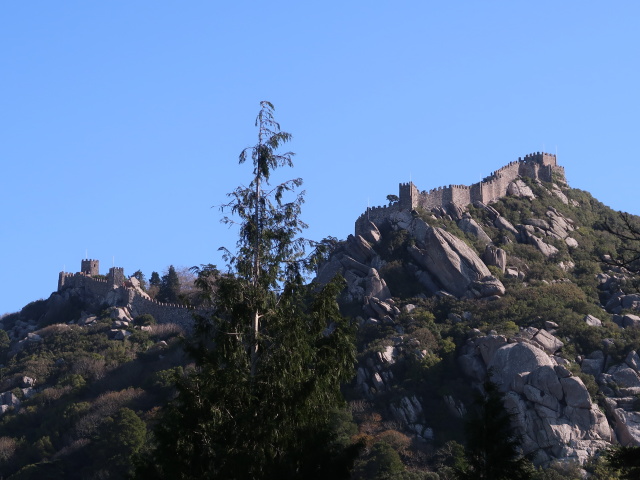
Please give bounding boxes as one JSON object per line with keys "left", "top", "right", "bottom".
{"left": 359, "top": 152, "right": 566, "bottom": 233}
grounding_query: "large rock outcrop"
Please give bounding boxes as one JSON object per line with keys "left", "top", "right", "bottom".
{"left": 316, "top": 216, "right": 505, "bottom": 303}
{"left": 598, "top": 351, "right": 640, "bottom": 445}
{"left": 459, "top": 333, "right": 613, "bottom": 465}
{"left": 408, "top": 221, "right": 503, "bottom": 298}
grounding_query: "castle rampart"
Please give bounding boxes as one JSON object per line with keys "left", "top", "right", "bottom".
{"left": 129, "top": 294, "right": 195, "bottom": 332}
{"left": 355, "top": 152, "right": 566, "bottom": 236}
{"left": 57, "top": 259, "right": 199, "bottom": 332}
{"left": 57, "top": 272, "right": 113, "bottom": 297}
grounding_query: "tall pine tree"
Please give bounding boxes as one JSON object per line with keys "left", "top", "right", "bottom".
{"left": 142, "top": 102, "right": 357, "bottom": 479}
{"left": 157, "top": 265, "right": 181, "bottom": 303}
{"left": 457, "top": 380, "right": 533, "bottom": 480}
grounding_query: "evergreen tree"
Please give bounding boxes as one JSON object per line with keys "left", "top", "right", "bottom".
{"left": 92, "top": 408, "right": 147, "bottom": 478}
{"left": 607, "top": 445, "right": 640, "bottom": 480}
{"left": 157, "top": 265, "right": 180, "bottom": 303}
{"left": 149, "top": 271, "right": 161, "bottom": 287}
{"left": 142, "top": 102, "right": 357, "bottom": 479}
{"left": 457, "top": 381, "right": 533, "bottom": 480}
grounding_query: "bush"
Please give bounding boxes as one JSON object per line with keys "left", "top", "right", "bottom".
{"left": 352, "top": 441, "right": 406, "bottom": 480}
{"left": 20, "top": 300, "right": 48, "bottom": 323}
{"left": 134, "top": 314, "right": 156, "bottom": 326}
{"left": 380, "top": 261, "right": 424, "bottom": 298}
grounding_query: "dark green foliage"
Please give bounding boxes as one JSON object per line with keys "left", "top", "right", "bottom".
{"left": 532, "top": 461, "right": 586, "bottom": 480}
{"left": 433, "top": 440, "right": 468, "bottom": 479}
{"left": 132, "top": 270, "right": 147, "bottom": 290}
{"left": 457, "top": 381, "right": 533, "bottom": 480}
{"left": 607, "top": 445, "right": 640, "bottom": 479}
{"left": 380, "top": 260, "right": 424, "bottom": 298}
{"left": 38, "top": 295, "right": 84, "bottom": 327}
{"left": 92, "top": 407, "right": 147, "bottom": 477}
{"left": 189, "top": 263, "right": 220, "bottom": 305}
{"left": 0, "top": 329, "right": 10, "bottom": 360}
{"left": 20, "top": 300, "right": 48, "bottom": 323}
{"left": 7, "top": 461, "right": 66, "bottom": 480}
{"left": 146, "top": 277, "right": 358, "bottom": 479}
{"left": 0, "top": 301, "right": 186, "bottom": 479}
{"left": 352, "top": 441, "right": 406, "bottom": 479}
{"left": 157, "top": 265, "right": 181, "bottom": 304}
{"left": 149, "top": 272, "right": 161, "bottom": 287}
{"left": 134, "top": 314, "right": 156, "bottom": 326}
{"left": 143, "top": 102, "right": 358, "bottom": 479}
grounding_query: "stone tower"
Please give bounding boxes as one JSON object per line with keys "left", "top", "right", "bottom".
{"left": 108, "top": 267, "right": 125, "bottom": 287}
{"left": 81, "top": 259, "right": 99, "bottom": 276}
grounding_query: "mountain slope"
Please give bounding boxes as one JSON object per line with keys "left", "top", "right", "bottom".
{"left": 1, "top": 155, "right": 640, "bottom": 477}
{"left": 317, "top": 162, "right": 640, "bottom": 473}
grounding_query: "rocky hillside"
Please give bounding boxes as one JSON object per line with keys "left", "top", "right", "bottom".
{"left": 316, "top": 172, "right": 640, "bottom": 473}
{"left": 1, "top": 165, "right": 640, "bottom": 478}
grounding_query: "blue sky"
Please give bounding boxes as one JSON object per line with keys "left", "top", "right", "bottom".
{"left": 1, "top": 2, "right": 639, "bottom": 314}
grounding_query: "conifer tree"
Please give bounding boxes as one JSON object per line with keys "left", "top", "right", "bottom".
{"left": 149, "top": 271, "right": 161, "bottom": 287}
{"left": 607, "top": 445, "right": 640, "bottom": 480}
{"left": 457, "top": 381, "right": 533, "bottom": 480}
{"left": 142, "top": 102, "right": 357, "bottom": 479}
{"left": 157, "top": 265, "right": 180, "bottom": 303}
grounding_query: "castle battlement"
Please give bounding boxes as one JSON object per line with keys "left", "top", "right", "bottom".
{"left": 81, "top": 259, "right": 100, "bottom": 276}
{"left": 57, "top": 259, "right": 196, "bottom": 330}
{"left": 355, "top": 152, "right": 565, "bottom": 236}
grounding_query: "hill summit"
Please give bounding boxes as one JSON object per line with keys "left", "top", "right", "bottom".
{"left": 2, "top": 151, "right": 640, "bottom": 477}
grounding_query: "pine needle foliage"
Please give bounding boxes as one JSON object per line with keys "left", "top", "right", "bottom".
{"left": 606, "top": 445, "right": 640, "bottom": 480}
{"left": 457, "top": 380, "right": 534, "bottom": 480}
{"left": 142, "top": 102, "right": 357, "bottom": 479}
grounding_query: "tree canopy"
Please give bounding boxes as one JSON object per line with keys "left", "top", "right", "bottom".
{"left": 457, "top": 380, "right": 533, "bottom": 480}
{"left": 142, "top": 101, "right": 357, "bottom": 479}
{"left": 156, "top": 265, "right": 180, "bottom": 304}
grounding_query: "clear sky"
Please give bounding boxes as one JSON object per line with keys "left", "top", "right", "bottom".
{"left": 1, "top": 2, "right": 639, "bottom": 314}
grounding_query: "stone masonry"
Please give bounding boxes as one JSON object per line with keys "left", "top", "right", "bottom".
{"left": 355, "top": 152, "right": 565, "bottom": 236}
{"left": 57, "top": 260, "right": 196, "bottom": 329}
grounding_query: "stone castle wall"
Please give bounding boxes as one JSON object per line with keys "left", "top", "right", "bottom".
{"left": 58, "top": 261, "right": 198, "bottom": 332}
{"left": 354, "top": 204, "right": 401, "bottom": 239}
{"left": 129, "top": 294, "right": 195, "bottom": 331}
{"left": 58, "top": 272, "right": 113, "bottom": 297}
{"left": 355, "top": 152, "right": 565, "bottom": 236}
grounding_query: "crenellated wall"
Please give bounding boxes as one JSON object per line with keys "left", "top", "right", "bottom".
{"left": 108, "top": 267, "right": 125, "bottom": 288}
{"left": 81, "top": 259, "right": 100, "bottom": 276}
{"left": 57, "top": 259, "right": 198, "bottom": 331}
{"left": 355, "top": 152, "right": 566, "bottom": 236}
{"left": 57, "top": 272, "right": 113, "bottom": 296}
{"left": 129, "top": 294, "right": 195, "bottom": 331}
{"left": 354, "top": 203, "right": 401, "bottom": 238}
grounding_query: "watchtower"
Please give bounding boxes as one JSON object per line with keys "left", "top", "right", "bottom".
{"left": 81, "top": 259, "right": 99, "bottom": 276}
{"left": 399, "top": 182, "right": 419, "bottom": 210}
{"left": 108, "top": 267, "right": 125, "bottom": 287}
{"left": 521, "top": 152, "right": 557, "bottom": 167}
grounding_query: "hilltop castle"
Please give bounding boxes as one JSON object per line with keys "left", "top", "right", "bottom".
{"left": 57, "top": 259, "right": 195, "bottom": 329}
{"left": 356, "top": 152, "right": 565, "bottom": 235}
{"left": 58, "top": 259, "right": 125, "bottom": 293}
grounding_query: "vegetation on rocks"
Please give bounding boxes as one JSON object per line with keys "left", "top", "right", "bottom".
{"left": 2, "top": 109, "right": 640, "bottom": 478}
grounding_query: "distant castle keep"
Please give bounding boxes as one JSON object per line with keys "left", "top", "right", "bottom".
{"left": 58, "top": 259, "right": 124, "bottom": 293}
{"left": 355, "top": 152, "right": 565, "bottom": 235}
{"left": 58, "top": 259, "right": 195, "bottom": 330}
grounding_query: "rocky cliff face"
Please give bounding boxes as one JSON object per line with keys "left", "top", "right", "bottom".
{"left": 316, "top": 173, "right": 640, "bottom": 468}
{"left": 460, "top": 330, "right": 612, "bottom": 465}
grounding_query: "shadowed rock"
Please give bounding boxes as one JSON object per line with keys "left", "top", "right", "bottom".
{"left": 408, "top": 226, "right": 492, "bottom": 298}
